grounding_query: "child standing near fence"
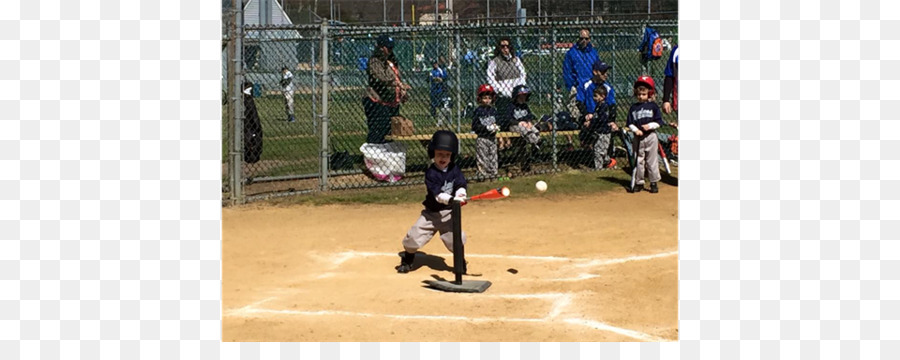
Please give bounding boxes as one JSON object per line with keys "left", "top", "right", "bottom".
{"left": 397, "top": 130, "right": 468, "bottom": 273}
{"left": 471, "top": 84, "right": 501, "bottom": 178}
{"left": 584, "top": 86, "right": 618, "bottom": 170}
{"left": 626, "top": 76, "right": 665, "bottom": 193}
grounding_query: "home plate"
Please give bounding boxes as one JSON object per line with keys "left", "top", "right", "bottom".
{"left": 423, "top": 280, "right": 492, "bottom": 293}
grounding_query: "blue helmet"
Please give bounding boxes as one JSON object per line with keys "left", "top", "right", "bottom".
{"left": 376, "top": 34, "right": 394, "bottom": 49}
{"left": 512, "top": 85, "right": 531, "bottom": 101}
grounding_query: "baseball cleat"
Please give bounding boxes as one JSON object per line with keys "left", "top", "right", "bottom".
{"left": 396, "top": 263, "right": 411, "bottom": 273}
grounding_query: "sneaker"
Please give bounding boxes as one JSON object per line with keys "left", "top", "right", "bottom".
{"left": 633, "top": 184, "right": 643, "bottom": 193}
{"left": 396, "top": 251, "right": 415, "bottom": 273}
{"left": 396, "top": 263, "right": 411, "bottom": 273}
{"left": 288, "top": 115, "right": 296, "bottom": 123}
{"left": 649, "top": 182, "right": 659, "bottom": 193}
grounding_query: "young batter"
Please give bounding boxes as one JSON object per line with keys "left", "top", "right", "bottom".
{"left": 397, "top": 130, "right": 469, "bottom": 273}
{"left": 626, "top": 76, "right": 665, "bottom": 193}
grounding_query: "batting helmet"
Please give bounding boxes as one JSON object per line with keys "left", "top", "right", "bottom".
{"left": 428, "top": 130, "right": 459, "bottom": 161}
{"left": 477, "top": 84, "right": 496, "bottom": 98}
{"left": 376, "top": 34, "right": 395, "bottom": 49}
{"left": 634, "top": 75, "right": 656, "bottom": 96}
{"left": 512, "top": 85, "right": 531, "bottom": 101}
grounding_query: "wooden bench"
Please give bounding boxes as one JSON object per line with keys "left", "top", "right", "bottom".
{"left": 385, "top": 130, "right": 582, "bottom": 171}
{"left": 385, "top": 130, "right": 580, "bottom": 142}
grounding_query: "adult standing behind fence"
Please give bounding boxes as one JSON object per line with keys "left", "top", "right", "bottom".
{"left": 486, "top": 39, "right": 526, "bottom": 121}
{"left": 364, "top": 34, "right": 410, "bottom": 144}
{"left": 281, "top": 66, "right": 295, "bottom": 123}
{"left": 562, "top": 29, "right": 600, "bottom": 119}
{"left": 242, "top": 81, "right": 263, "bottom": 164}
{"left": 486, "top": 37, "right": 525, "bottom": 149}
{"left": 662, "top": 43, "right": 679, "bottom": 115}
{"left": 430, "top": 60, "right": 448, "bottom": 121}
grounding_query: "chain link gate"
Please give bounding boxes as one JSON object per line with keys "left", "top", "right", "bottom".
{"left": 224, "top": 19, "right": 678, "bottom": 203}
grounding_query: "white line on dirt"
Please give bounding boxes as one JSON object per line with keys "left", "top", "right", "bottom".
{"left": 223, "top": 297, "right": 278, "bottom": 316}
{"left": 228, "top": 307, "right": 547, "bottom": 324}
{"left": 336, "top": 250, "right": 678, "bottom": 266}
{"left": 574, "top": 251, "right": 679, "bottom": 268}
{"left": 541, "top": 273, "right": 601, "bottom": 282}
{"left": 226, "top": 306, "right": 668, "bottom": 342}
{"left": 564, "top": 318, "right": 671, "bottom": 342}
{"left": 547, "top": 294, "right": 573, "bottom": 318}
{"left": 485, "top": 293, "right": 568, "bottom": 299}
{"left": 335, "top": 251, "right": 577, "bottom": 264}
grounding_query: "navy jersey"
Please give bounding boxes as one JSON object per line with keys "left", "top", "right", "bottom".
{"left": 588, "top": 102, "right": 614, "bottom": 134}
{"left": 471, "top": 105, "right": 500, "bottom": 139}
{"left": 505, "top": 102, "right": 536, "bottom": 128}
{"left": 625, "top": 101, "right": 664, "bottom": 133}
{"left": 422, "top": 163, "right": 468, "bottom": 212}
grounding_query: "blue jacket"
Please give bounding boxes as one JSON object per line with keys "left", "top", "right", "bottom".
{"left": 577, "top": 80, "right": 616, "bottom": 119}
{"left": 430, "top": 67, "right": 447, "bottom": 93}
{"left": 563, "top": 43, "right": 599, "bottom": 90}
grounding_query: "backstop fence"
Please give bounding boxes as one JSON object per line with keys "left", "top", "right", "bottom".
{"left": 223, "top": 19, "right": 678, "bottom": 204}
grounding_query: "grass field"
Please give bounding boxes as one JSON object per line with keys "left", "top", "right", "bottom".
{"left": 252, "top": 164, "right": 678, "bottom": 207}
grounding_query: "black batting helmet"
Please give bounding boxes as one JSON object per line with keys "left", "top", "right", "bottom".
{"left": 428, "top": 130, "right": 459, "bottom": 161}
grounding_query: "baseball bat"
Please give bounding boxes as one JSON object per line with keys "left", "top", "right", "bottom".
{"left": 630, "top": 164, "right": 637, "bottom": 192}
{"left": 468, "top": 186, "right": 511, "bottom": 201}
{"left": 658, "top": 143, "right": 671, "bottom": 174}
{"left": 625, "top": 128, "right": 637, "bottom": 192}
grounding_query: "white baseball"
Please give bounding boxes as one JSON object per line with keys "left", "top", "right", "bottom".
{"left": 535, "top": 181, "right": 548, "bottom": 192}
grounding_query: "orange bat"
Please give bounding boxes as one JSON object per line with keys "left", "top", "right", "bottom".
{"left": 469, "top": 187, "right": 511, "bottom": 201}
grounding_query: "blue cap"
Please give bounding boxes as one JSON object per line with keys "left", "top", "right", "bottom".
{"left": 593, "top": 60, "right": 611, "bottom": 72}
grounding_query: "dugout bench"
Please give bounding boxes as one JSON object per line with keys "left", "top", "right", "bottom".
{"left": 385, "top": 130, "right": 581, "bottom": 172}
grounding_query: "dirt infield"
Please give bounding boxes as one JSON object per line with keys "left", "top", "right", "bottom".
{"left": 222, "top": 184, "right": 678, "bottom": 342}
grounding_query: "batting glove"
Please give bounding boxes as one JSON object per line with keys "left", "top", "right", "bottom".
{"left": 436, "top": 193, "right": 453, "bottom": 205}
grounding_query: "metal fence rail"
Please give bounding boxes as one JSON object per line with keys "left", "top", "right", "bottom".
{"left": 223, "top": 19, "right": 678, "bottom": 204}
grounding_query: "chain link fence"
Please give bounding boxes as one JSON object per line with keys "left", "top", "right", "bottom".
{"left": 223, "top": 19, "right": 678, "bottom": 203}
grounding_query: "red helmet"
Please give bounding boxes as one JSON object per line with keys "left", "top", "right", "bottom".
{"left": 477, "top": 84, "right": 496, "bottom": 97}
{"left": 634, "top": 75, "right": 656, "bottom": 96}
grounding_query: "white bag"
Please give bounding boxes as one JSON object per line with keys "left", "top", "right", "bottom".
{"left": 360, "top": 142, "right": 407, "bottom": 182}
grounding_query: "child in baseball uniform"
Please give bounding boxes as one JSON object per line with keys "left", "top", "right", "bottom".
{"left": 471, "top": 84, "right": 502, "bottom": 178}
{"left": 626, "top": 76, "right": 665, "bottom": 193}
{"left": 280, "top": 66, "right": 295, "bottom": 123}
{"left": 584, "top": 85, "right": 619, "bottom": 170}
{"left": 397, "top": 130, "right": 468, "bottom": 273}
{"left": 505, "top": 85, "right": 542, "bottom": 148}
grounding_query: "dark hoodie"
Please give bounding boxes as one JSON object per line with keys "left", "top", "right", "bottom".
{"left": 242, "top": 82, "right": 263, "bottom": 163}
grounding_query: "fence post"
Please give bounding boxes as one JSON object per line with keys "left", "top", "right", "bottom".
{"left": 455, "top": 31, "right": 462, "bottom": 133}
{"left": 311, "top": 37, "right": 318, "bottom": 134}
{"left": 319, "top": 19, "right": 330, "bottom": 192}
{"left": 550, "top": 27, "right": 558, "bottom": 171}
{"left": 230, "top": 2, "right": 245, "bottom": 205}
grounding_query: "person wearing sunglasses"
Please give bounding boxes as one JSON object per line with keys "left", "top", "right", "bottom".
{"left": 486, "top": 37, "right": 527, "bottom": 150}
{"left": 562, "top": 29, "right": 601, "bottom": 119}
